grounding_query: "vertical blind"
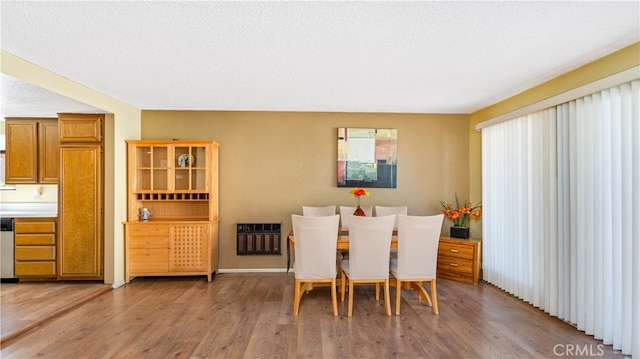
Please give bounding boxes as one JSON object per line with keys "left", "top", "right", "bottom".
{"left": 481, "top": 79, "right": 639, "bottom": 357}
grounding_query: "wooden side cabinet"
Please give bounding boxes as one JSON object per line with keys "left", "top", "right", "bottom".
{"left": 4, "top": 118, "right": 59, "bottom": 184}
{"left": 124, "top": 140, "right": 219, "bottom": 283}
{"left": 437, "top": 237, "right": 481, "bottom": 284}
{"left": 14, "top": 218, "right": 57, "bottom": 279}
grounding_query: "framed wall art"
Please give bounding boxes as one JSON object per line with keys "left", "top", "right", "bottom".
{"left": 337, "top": 128, "right": 397, "bottom": 188}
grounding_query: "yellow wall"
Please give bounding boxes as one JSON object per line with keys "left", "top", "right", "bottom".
{"left": 468, "top": 42, "right": 640, "bottom": 237}
{"left": 142, "top": 111, "right": 470, "bottom": 270}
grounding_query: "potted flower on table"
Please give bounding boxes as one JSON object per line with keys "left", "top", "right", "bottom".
{"left": 441, "top": 193, "right": 482, "bottom": 239}
{"left": 349, "top": 187, "right": 369, "bottom": 216}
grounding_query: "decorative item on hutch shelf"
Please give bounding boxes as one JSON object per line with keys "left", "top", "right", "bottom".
{"left": 140, "top": 208, "right": 152, "bottom": 222}
{"left": 441, "top": 193, "right": 482, "bottom": 239}
{"left": 349, "top": 187, "right": 369, "bottom": 216}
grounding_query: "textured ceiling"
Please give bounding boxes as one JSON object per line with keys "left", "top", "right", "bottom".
{"left": 1, "top": 1, "right": 639, "bottom": 118}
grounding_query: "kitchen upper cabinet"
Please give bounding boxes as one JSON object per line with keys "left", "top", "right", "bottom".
{"left": 58, "top": 113, "right": 102, "bottom": 143}
{"left": 4, "top": 118, "right": 59, "bottom": 184}
{"left": 38, "top": 120, "right": 60, "bottom": 183}
{"left": 58, "top": 114, "right": 104, "bottom": 280}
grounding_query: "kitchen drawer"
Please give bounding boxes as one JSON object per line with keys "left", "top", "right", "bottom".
{"left": 15, "top": 262, "right": 56, "bottom": 276}
{"left": 127, "top": 223, "right": 170, "bottom": 236}
{"left": 438, "top": 242, "right": 474, "bottom": 260}
{"left": 437, "top": 257, "right": 473, "bottom": 274}
{"left": 129, "top": 236, "right": 169, "bottom": 248}
{"left": 15, "top": 246, "right": 56, "bottom": 260}
{"left": 15, "top": 221, "right": 56, "bottom": 233}
{"left": 129, "top": 248, "right": 169, "bottom": 273}
{"left": 15, "top": 233, "right": 56, "bottom": 245}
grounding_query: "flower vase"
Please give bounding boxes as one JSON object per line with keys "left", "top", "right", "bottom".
{"left": 353, "top": 206, "right": 366, "bottom": 217}
{"left": 450, "top": 226, "right": 469, "bottom": 239}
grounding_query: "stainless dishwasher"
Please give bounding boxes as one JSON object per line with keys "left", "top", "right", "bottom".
{"left": 1, "top": 217, "right": 16, "bottom": 281}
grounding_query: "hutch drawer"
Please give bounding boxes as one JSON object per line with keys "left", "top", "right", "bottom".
{"left": 128, "top": 248, "right": 169, "bottom": 273}
{"left": 128, "top": 236, "right": 170, "bottom": 248}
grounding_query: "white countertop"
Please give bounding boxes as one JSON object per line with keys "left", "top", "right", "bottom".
{"left": 0, "top": 203, "right": 58, "bottom": 218}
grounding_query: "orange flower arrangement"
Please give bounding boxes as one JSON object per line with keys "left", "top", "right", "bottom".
{"left": 441, "top": 193, "right": 482, "bottom": 227}
{"left": 349, "top": 187, "right": 369, "bottom": 207}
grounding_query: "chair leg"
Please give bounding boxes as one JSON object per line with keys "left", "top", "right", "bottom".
{"left": 348, "top": 280, "right": 354, "bottom": 318}
{"left": 375, "top": 283, "right": 380, "bottom": 301}
{"left": 384, "top": 279, "right": 391, "bottom": 316}
{"left": 341, "top": 270, "right": 347, "bottom": 302}
{"left": 293, "top": 279, "right": 302, "bottom": 316}
{"left": 431, "top": 279, "right": 439, "bottom": 315}
{"left": 395, "top": 278, "right": 402, "bottom": 315}
{"left": 331, "top": 278, "right": 338, "bottom": 316}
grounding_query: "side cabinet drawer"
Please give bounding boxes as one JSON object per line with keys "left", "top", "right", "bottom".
{"left": 437, "top": 257, "right": 473, "bottom": 274}
{"left": 438, "top": 242, "right": 474, "bottom": 260}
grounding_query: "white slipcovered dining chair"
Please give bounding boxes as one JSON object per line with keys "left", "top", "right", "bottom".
{"left": 304, "top": 205, "right": 342, "bottom": 270}
{"left": 302, "top": 205, "right": 336, "bottom": 217}
{"left": 390, "top": 214, "right": 444, "bottom": 315}
{"left": 339, "top": 206, "right": 373, "bottom": 228}
{"left": 375, "top": 205, "right": 408, "bottom": 261}
{"left": 374, "top": 205, "right": 408, "bottom": 227}
{"left": 340, "top": 214, "right": 396, "bottom": 317}
{"left": 291, "top": 214, "right": 340, "bottom": 316}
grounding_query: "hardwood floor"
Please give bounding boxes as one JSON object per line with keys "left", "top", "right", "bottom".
{"left": 0, "top": 274, "right": 624, "bottom": 358}
{"left": 1, "top": 281, "right": 111, "bottom": 343}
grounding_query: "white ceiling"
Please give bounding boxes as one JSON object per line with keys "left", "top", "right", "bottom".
{"left": 1, "top": 1, "right": 638, "bottom": 118}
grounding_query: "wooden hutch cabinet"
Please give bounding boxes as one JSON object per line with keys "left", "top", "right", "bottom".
{"left": 124, "top": 140, "right": 219, "bottom": 283}
{"left": 4, "top": 118, "right": 59, "bottom": 184}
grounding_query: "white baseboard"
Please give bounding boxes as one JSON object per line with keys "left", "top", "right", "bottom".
{"left": 112, "top": 280, "right": 126, "bottom": 288}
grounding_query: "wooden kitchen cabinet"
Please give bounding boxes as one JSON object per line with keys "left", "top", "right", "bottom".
{"left": 4, "top": 118, "right": 59, "bottom": 184}
{"left": 58, "top": 113, "right": 102, "bottom": 143}
{"left": 14, "top": 218, "right": 57, "bottom": 279}
{"left": 58, "top": 114, "right": 104, "bottom": 280}
{"left": 437, "top": 237, "right": 481, "bottom": 284}
{"left": 124, "top": 140, "right": 219, "bottom": 283}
